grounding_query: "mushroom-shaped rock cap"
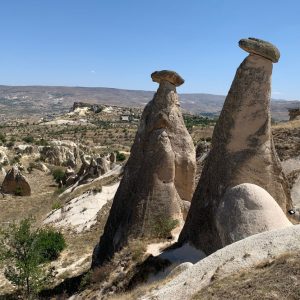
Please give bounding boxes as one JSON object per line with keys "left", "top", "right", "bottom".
{"left": 151, "top": 70, "right": 184, "bottom": 87}
{"left": 239, "top": 37, "right": 280, "bottom": 63}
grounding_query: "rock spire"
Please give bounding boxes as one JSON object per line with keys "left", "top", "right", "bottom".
{"left": 179, "top": 38, "right": 293, "bottom": 254}
{"left": 92, "top": 70, "right": 196, "bottom": 267}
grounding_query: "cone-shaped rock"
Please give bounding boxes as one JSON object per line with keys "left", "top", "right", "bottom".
{"left": 92, "top": 70, "right": 196, "bottom": 267}
{"left": 2, "top": 166, "right": 31, "bottom": 196}
{"left": 179, "top": 38, "right": 293, "bottom": 255}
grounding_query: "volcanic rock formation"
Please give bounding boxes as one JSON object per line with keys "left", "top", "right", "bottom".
{"left": 216, "top": 183, "right": 292, "bottom": 246}
{"left": 179, "top": 38, "right": 293, "bottom": 255}
{"left": 2, "top": 166, "right": 31, "bottom": 196}
{"left": 92, "top": 70, "right": 196, "bottom": 267}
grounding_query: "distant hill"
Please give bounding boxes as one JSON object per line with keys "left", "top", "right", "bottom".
{"left": 0, "top": 85, "right": 299, "bottom": 120}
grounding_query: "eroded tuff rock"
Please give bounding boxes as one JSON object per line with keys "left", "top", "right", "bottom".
{"left": 92, "top": 70, "right": 196, "bottom": 267}
{"left": 38, "top": 140, "right": 80, "bottom": 167}
{"left": 239, "top": 37, "right": 280, "bottom": 63}
{"left": 179, "top": 38, "right": 292, "bottom": 255}
{"left": 1, "top": 166, "right": 31, "bottom": 196}
{"left": 216, "top": 183, "right": 292, "bottom": 247}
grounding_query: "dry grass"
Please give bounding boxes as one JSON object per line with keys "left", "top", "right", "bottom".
{"left": 272, "top": 119, "right": 300, "bottom": 129}
{"left": 192, "top": 251, "right": 300, "bottom": 300}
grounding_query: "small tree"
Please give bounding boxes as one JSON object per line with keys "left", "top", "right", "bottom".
{"left": 116, "top": 151, "right": 126, "bottom": 161}
{"left": 52, "top": 168, "right": 65, "bottom": 184}
{"left": 0, "top": 218, "right": 66, "bottom": 298}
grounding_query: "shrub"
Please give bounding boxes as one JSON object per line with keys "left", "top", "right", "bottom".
{"left": 116, "top": 151, "right": 126, "bottom": 161}
{"left": 35, "top": 138, "right": 49, "bottom": 146}
{"left": 6, "top": 141, "right": 15, "bottom": 148}
{"left": 51, "top": 201, "right": 62, "bottom": 210}
{"left": 150, "top": 218, "right": 179, "bottom": 239}
{"left": 22, "top": 136, "right": 34, "bottom": 144}
{"left": 0, "top": 132, "right": 6, "bottom": 144}
{"left": 52, "top": 168, "right": 65, "bottom": 183}
{"left": 0, "top": 218, "right": 65, "bottom": 298}
{"left": 129, "top": 240, "right": 146, "bottom": 262}
{"left": 35, "top": 228, "right": 66, "bottom": 262}
{"left": 14, "top": 186, "right": 23, "bottom": 196}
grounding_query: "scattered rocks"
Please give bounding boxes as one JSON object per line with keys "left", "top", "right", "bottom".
{"left": 1, "top": 166, "right": 31, "bottom": 196}
{"left": 179, "top": 38, "right": 292, "bottom": 255}
{"left": 92, "top": 70, "right": 196, "bottom": 268}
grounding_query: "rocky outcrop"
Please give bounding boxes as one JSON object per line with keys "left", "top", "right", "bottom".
{"left": 1, "top": 166, "right": 31, "bottom": 196}
{"left": 92, "top": 70, "right": 196, "bottom": 268}
{"left": 288, "top": 108, "right": 300, "bottom": 121}
{"left": 216, "top": 183, "right": 292, "bottom": 246}
{"left": 39, "top": 140, "right": 79, "bottom": 167}
{"left": 179, "top": 38, "right": 293, "bottom": 255}
{"left": 15, "top": 144, "right": 34, "bottom": 155}
{"left": 0, "top": 147, "right": 9, "bottom": 166}
{"left": 63, "top": 154, "right": 114, "bottom": 188}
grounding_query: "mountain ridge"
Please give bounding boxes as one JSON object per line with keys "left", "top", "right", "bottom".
{"left": 0, "top": 85, "right": 299, "bottom": 120}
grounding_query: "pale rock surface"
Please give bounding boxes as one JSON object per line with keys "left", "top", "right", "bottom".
{"left": 216, "top": 183, "right": 292, "bottom": 246}
{"left": 92, "top": 70, "right": 196, "bottom": 267}
{"left": 30, "top": 161, "right": 50, "bottom": 173}
{"left": 1, "top": 166, "right": 31, "bottom": 196}
{"left": 179, "top": 39, "right": 292, "bottom": 255}
{"left": 142, "top": 225, "right": 300, "bottom": 300}
{"left": 44, "top": 182, "right": 119, "bottom": 233}
{"left": 39, "top": 140, "right": 79, "bottom": 167}
{"left": 0, "top": 147, "right": 9, "bottom": 165}
{"left": 15, "top": 144, "right": 33, "bottom": 155}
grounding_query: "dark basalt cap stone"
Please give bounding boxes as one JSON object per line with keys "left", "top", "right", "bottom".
{"left": 239, "top": 37, "right": 280, "bottom": 63}
{"left": 151, "top": 70, "right": 184, "bottom": 86}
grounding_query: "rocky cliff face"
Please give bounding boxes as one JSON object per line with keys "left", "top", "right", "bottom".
{"left": 92, "top": 70, "right": 196, "bottom": 267}
{"left": 179, "top": 38, "right": 293, "bottom": 255}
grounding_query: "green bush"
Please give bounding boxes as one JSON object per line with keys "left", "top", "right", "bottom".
{"left": 14, "top": 186, "right": 23, "bottom": 196}
{"left": 22, "top": 136, "right": 34, "bottom": 144}
{"left": 0, "top": 218, "right": 65, "bottom": 298}
{"left": 35, "top": 229, "right": 66, "bottom": 262}
{"left": 151, "top": 218, "right": 179, "bottom": 239}
{"left": 116, "top": 151, "right": 126, "bottom": 161}
{"left": 0, "top": 132, "right": 6, "bottom": 144}
{"left": 35, "top": 138, "right": 49, "bottom": 146}
{"left": 52, "top": 168, "right": 65, "bottom": 183}
{"left": 51, "top": 201, "right": 62, "bottom": 210}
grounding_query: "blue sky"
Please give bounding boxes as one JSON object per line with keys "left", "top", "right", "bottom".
{"left": 0, "top": 0, "right": 299, "bottom": 99}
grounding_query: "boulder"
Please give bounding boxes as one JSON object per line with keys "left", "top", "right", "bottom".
{"left": 2, "top": 166, "right": 31, "bottom": 196}
{"left": 92, "top": 70, "right": 196, "bottom": 268}
{"left": 216, "top": 183, "right": 292, "bottom": 246}
{"left": 179, "top": 38, "right": 292, "bottom": 255}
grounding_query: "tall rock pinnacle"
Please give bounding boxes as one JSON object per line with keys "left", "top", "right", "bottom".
{"left": 92, "top": 70, "right": 196, "bottom": 267}
{"left": 179, "top": 38, "right": 293, "bottom": 255}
